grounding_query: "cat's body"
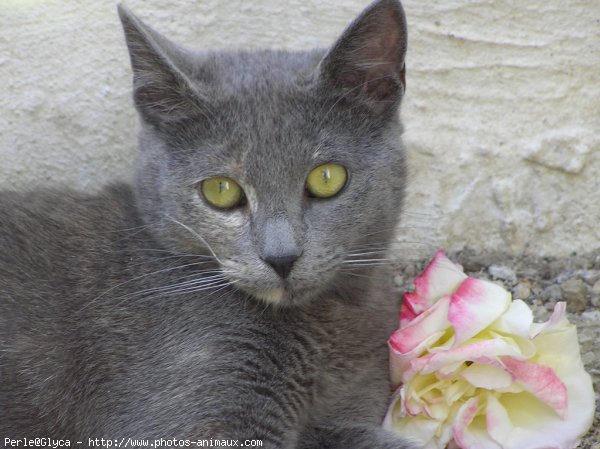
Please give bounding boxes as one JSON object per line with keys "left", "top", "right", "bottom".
{"left": 0, "top": 185, "right": 399, "bottom": 445}
{"left": 0, "top": 1, "right": 413, "bottom": 447}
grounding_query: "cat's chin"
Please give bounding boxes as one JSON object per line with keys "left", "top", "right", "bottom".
{"left": 253, "top": 287, "right": 286, "bottom": 304}
{"left": 245, "top": 284, "right": 322, "bottom": 307}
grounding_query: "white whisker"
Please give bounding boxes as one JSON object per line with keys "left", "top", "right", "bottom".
{"left": 164, "top": 214, "right": 224, "bottom": 265}
{"left": 125, "top": 274, "right": 231, "bottom": 298}
{"left": 79, "top": 261, "right": 214, "bottom": 312}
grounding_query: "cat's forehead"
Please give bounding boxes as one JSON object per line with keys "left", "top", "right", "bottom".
{"left": 212, "top": 94, "right": 325, "bottom": 187}
{"left": 192, "top": 51, "right": 337, "bottom": 167}
{"left": 196, "top": 49, "right": 324, "bottom": 93}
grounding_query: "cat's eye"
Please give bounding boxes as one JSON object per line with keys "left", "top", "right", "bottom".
{"left": 306, "top": 164, "right": 348, "bottom": 199}
{"left": 201, "top": 177, "right": 244, "bottom": 209}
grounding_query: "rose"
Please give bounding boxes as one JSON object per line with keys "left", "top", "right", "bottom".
{"left": 384, "top": 251, "right": 595, "bottom": 449}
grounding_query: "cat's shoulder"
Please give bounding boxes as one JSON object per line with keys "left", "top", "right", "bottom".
{"left": 0, "top": 183, "right": 135, "bottom": 227}
{"left": 0, "top": 183, "right": 139, "bottom": 261}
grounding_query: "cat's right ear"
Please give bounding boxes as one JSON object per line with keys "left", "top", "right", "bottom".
{"left": 118, "top": 4, "right": 205, "bottom": 127}
{"left": 318, "top": 0, "right": 407, "bottom": 116}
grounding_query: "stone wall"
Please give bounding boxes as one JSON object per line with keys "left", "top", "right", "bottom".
{"left": 1, "top": 0, "right": 599, "bottom": 257}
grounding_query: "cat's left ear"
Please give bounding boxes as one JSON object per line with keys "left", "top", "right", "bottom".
{"left": 118, "top": 4, "right": 207, "bottom": 128}
{"left": 318, "top": 0, "right": 407, "bottom": 115}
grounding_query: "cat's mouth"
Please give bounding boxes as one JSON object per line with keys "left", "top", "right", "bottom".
{"left": 222, "top": 258, "right": 328, "bottom": 306}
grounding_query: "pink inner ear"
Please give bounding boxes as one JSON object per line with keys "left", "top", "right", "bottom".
{"left": 337, "top": 71, "right": 364, "bottom": 90}
{"left": 357, "top": 11, "right": 406, "bottom": 98}
{"left": 359, "top": 19, "right": 401, "bottom": 62}
{"left": 321, "top": 0, "right": 407, "bottom": 107}
{"left": 364, "top": 64, "right": 401, "bottom": 101}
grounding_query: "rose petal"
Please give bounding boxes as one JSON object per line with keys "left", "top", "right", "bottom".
{"left": 491, "top": 299, "right": 533, "bottom": 338}
{"left": 383, "top": 387, "right": 404, "bottom": 428}
{"left": 390, "top": 330, "right": 447, "bottom": 386}
{"left": 443, "top": 379, "right": 474, "bottom": 405}
{"left": 436, "top": 360, "right": 464, "bottom": 378}
{"left": 409, "top": 337, "right": 525, "bottom": 376}
{"left": 400, "top": 296, "right": 420, "bottom": 326}
{"left": 500, "top": 357, "right": 567, "bottom": 418}
{"left": 404, "top": 373, "right": 440, "bottom": 416}
{"left": 449, "top": 278, "right": 511, "bottom": 345}
{"left": 485, "top": 393, "right": 513, "bottom": 446}
{"left": 525, "top": 315, "right": 596, "bottom": 446}
{"left": 409, "top": 250, "right": 467, "bottom": 314}
{"left": 453, "top": 397, "right": 503, "bottom": 449}
{"left": 390, "top": 296, "right": 451, "bottom": 354}
{"left": 492, "top": 389, "right": 591, "bottom": 449}
{"left": 460, "top": 363, "right": 514, "bottom": 390}
{"left": 389, "top": 296, "right": 451, "bottom": 384}
{"left": 394, "top": 416, "right": 444, "bottom": 449}
{"left": 529, "top": 301, "right": 566, "bottom": 338}
{"left": 452, "top": 398, "right": 479, "bottom": 447}
{"left": 383, "top": 388, "right": 445, "bottom": 448}
{"left": 485, "top": 392, "right": 586, "bottom": 449}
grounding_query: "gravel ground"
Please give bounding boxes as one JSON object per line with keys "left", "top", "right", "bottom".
{"left": 393, "top": 247, "right": 600, "bottom": 448}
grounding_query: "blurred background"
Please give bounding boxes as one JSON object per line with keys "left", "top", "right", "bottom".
{"left": 1, "top": 0, "right": 599, "bottom": 257}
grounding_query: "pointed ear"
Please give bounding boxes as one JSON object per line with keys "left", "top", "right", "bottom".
{"left": 118, "top": 4, "right": 205, "bottom": 127}
{"left": 319, "top": 0, "right": 407, "bottom": 114}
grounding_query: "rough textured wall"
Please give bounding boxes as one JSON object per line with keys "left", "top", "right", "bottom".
{"left": 1, "top": 0, "right": 599, "bottom": 257}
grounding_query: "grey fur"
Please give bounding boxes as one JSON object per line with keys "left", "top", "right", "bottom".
{"left": 0, "top": 0, "right": 414, "bottom": 447}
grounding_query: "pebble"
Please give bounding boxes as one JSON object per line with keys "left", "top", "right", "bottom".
{"left": 582, "top": 310, "right": 600, "bottom": 321}
{"left": 459, "top": 253, "right": 489, "bottom": 272}
{"left": 556, "top": 269, "right": 600, "bottom": 284}
{"left": 393, "top": 274, "right": 404, "bottom": 287}
{"left": 540, "top": 284, "right": 563, "bottom": 303}
{"left": 543, "top": 259, "right": 565, "bottom": 280}
{"left": 538, "top": 260, "right": 553, "bottom": 280}
{"left": 582, "top": 351, "right": 596, "bottom": 365}
{"left": 591, "top": 279, "right": 600, "bottom": 309}
{"left": 519, "top": 267, "right": 539, "bottom": 279}
{"left": 488, "top": 265, "right": 517, "bottom": 284}
{"left": 561, "top": 278, "right": 588, "bottom": 313}
{"left": 530, "top": 284, "right": 544, "bottom": 297}
{"left": 592, "top": 279, "right": 600, "bottom": 295}
{"left": 593, "top": 252, "right": 600, "bottom": 269}
{"left": 404, "top": 264, "right": 417, "bottom": 278}
{"left": 513, "top": 281, "right": 532, "bottom": 300}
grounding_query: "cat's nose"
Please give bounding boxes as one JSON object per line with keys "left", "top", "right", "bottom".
{"left": 262, "top": 254, "right": 299, "bottom": 279}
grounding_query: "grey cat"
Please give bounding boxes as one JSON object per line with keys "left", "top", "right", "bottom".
{"left": 0, "top": 0, "right": 414, "bottom": 447}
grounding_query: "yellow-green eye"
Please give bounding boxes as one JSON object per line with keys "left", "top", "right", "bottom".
{"left": 306, "top": 164, "right": 348, "bottom": 198}
{"left": 201, "top": 177, "right": 244, "bottom": 209}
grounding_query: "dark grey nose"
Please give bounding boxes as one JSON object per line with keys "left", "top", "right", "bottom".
{"left": 262, "top": 254, "right": 299, "bottom": 279}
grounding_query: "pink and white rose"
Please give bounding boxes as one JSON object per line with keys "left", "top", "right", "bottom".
{"left": 384, "top": 251, "right": 595, "bottom": 449}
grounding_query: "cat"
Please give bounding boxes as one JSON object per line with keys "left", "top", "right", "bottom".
{"left": 0, "top": 0, "right": 414, "bottom": 447}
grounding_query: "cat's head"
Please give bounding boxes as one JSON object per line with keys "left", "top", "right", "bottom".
{"left": 119, "top": 0, "right": 408, "bottom": 306}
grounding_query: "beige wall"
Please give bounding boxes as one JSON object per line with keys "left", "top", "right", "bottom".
{"left": 1, "top": 0, "right": 599, "bottom": 257}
